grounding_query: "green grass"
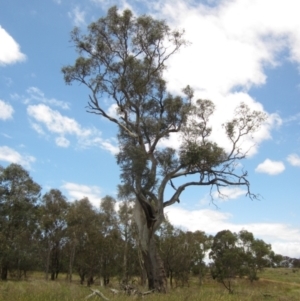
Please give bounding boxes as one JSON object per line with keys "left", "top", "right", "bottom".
{"left": 0, "top": 268, "right": 299, "bottom": 301}
{"left": 259, "top": 267, "right": 300, "bottom": 284}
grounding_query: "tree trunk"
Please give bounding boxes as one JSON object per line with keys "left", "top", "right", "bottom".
{"left": 122, "top": 230, "right": 129, "bottom": 283}
{"left": 133, "top": 202, "right": 167, "bottom": 292}
{"left": 1, "top": 262, "right": 8, "bottom": 281}
{"left": 79, "top": 269, "right": 85, "bottom": 284}
{"left": 68, "top": 242, "right": 76, "bottom": 282}
{"left": 45, "top": 244, "right": 51, "bottom": 280}
{"left": 142, "top": 235, "right": 167, "bottom": 292}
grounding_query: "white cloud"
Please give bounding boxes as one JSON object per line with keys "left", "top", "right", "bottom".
{"left": 88, "top": 137, "right": 119, "bottom": 155}
{"left": 30, "top": 122, "right": 45, "bottom": 135}
{"left": 107, "top": 103, "right": 119, "bottom": 119}
{"left": 213, "top": 187, "right": 247, "bottom": 201}
{"left": 287, "top": 153, "right": 300, "bottom": 167}
{"left": 0, "top": 146, "right": 35, "bottom": 168}
{"left": 0, "top": 100, "right": 14, "bottom": 120}
{"left": 159, "top": 92, "right": 281, "bottom": 157}
{"left": 27, "top": 104, "right": 92, "bottom": 137}
{"left": 27, "top": 103, "right": 118, "bottom": 153}
{"left": 156, "top": 0, "right": 300, "bottom": 91}
{"left": 61, "top": 182, "right": 102, "bottom": 207}
{"left": 255, "top": 159, "right": 285, "bottom": 175}
{"left": 272, "top": 242, "right": 300, "bottom": 259}
{"left": 55, "top": 136, "right": 70, "bottom": 148}
{"left": 122, "top": 0, "right": 300, "bottom": 156}
{"left": 0, "top": 26, "right": 26, "bottom": 65}
{"left": 87, "top": 0, "right": 300, "bottom": 158}
{"left": 165, "top": 206, "right": 300, "bottom": 257}
{"left": 68, "top": 6, "right": 86, "bottom": 27}
{"left": 24, "top": 87, "right": 70, "bottom": 109}
{"left": 91, "top": 0, "right": 134, "bottom": 12}
{"left": 1, "top": 133, "right": 12, "bottom": 139}
{"left": 69, "top": 0, "right": 297, "bottom": 158}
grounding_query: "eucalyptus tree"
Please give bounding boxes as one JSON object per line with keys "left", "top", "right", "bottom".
{"left": 99, "top": 195, "right": 120, "bottom": 285}
{"left": 0, "top": 164, "right": 41, "bottom": 280}
{"left": 209, "top": 230, "right": 242, "bottom": 294}
{"left": 117, "top": 199, "right": 138, "bottom": 283}
{"left": 159, "top": 224, "right": 210, "bottom": 287}
{"left": 40, "top": 189, "right": 69, "bottom": 280}
{"left": 62, "top": 6, "right": 266, "bottom": 291}
{"left": 238, "top": 230, "right": 271, "bottom": 282}
{"left": 66, "top": 197, "right": 101, "bottom": 284}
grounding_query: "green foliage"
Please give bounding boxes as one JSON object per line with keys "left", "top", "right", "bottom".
{"left": 210, "top": 230, "right": 241, "bottom": 293}
{"left": 159, "top": 220, "right": 211, "bottom": 287}
{"left": 0, "top": 164, "right": 41, "bottom": 280}
{"left": 39, "top": 189, "right": 69, "bottom": 280}
{"left": 210, "top": 229, "right": 273, "bottom": 294}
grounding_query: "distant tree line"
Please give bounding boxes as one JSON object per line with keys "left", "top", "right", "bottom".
{"left": 0, "top": 163, "right": 299, "bottom": 290}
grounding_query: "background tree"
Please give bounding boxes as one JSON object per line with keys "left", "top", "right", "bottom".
{"left": 292, "top": 258, "right": 300, "bottom": 269}
{"left": 268, "top": 251, "right": 284, "bottom": 268}
{"left": 0, "top": 164, "right": 41, "bottom": 280}
{"left": 238, "top": 230, "right": 271, "bottom": 282}
{"left": 158, "top": 222, "right": 209, "bottom": 287}
{"left": 209, "top": 230, "right": 242, "bottom": 294}
{"left": 40, "top": 189, "right": 69, "bottom": 280}
{"left": 210, "top": 229, "right": 273, "bottom": 293}
{"left": 98, "top": 195, "right": 120, "bottom": 286}
{"left": 62, "top": 6, "right": 266, "bottom": 291}
{"left": 187, "top": 230, "right": 211, "bottom": 285}
{"left": 66, "top": 197, "right": 102, "bottom": 285}
{"left": 116, "top": 198, "right": 139, "bottom": 283}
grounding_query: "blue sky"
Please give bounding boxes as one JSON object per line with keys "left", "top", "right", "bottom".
{"left": 1, "top": 0, "right": 300, "bottom": 258}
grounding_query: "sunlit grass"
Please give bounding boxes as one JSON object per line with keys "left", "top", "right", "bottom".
{"left": 259, "top": 267, "right": 300, "bottom": 284}
{"left": 0, "top": 268, "right": 299, "bottom": 301}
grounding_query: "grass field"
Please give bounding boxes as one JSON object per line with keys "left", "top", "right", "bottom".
{"left": 0, "top": 268, "right": 299, "bottom": 301}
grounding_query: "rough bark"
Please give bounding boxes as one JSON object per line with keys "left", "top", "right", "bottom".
{"left": 142, "top": 238, "right": 167, "bottom": 292}
{"left": 133, "top": 202, "right": 167, "bottom": 292}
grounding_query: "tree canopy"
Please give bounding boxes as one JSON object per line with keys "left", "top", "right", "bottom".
{"left": 62, "top": 5, "right": 265, "bottom": 220}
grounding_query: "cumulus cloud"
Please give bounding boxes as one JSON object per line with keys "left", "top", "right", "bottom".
{"left": 0, "top": 146, "right": 35, "bottom": 168}
{"left": 165, "top": 206, "right": 300, "bottom": 258}
{"left": 68, "top": 6, "right": 86, "bottom": 27}
{"left": 24, "top": 87, "right": 70, "bottom": 109}
{"left": 155, "top": 0, "right": 300, "bottom": 91}
{"left": 27, "top": 103, "right": 118, "bottom": 153}
{"left": 287, "top": 153, "right": 300, "bottom": 167}
{"left": 91, "top": 0, "right": 134, "bottom": 12}
{"left": 27, "top": 104, "right": 91, "bottom": 137}
{"left": 0, "top": 100, "right": 14, "bottom": 120}
{"left": 212, "top": 187, "right": 247, "bottom": 201}
{"left": 61, "top": 182, "right": 102, "bottom": 207}
{"left": 255, "top": 159, "right": 285, "bottom": 175}
{"left": 95, "top": 0, "right": 292, "bottom": 156}
{"left": 0, "top": 26, "right": 26, "bottom": 65}
{"left": 55, "top": 136, "right": 70, "bottom": 148}
{"left": 108, "top": 0, "right": 300, "bottom": 155}
{"left": 159, "top": 92, "right": 281, "bottom": 157}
